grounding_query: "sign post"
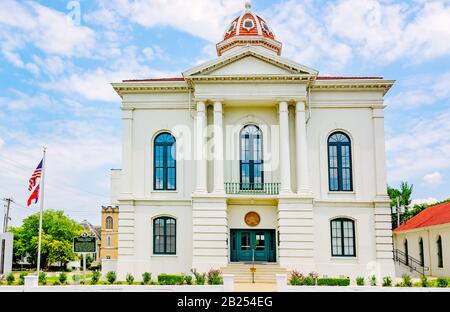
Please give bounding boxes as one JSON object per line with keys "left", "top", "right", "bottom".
{"left": 73, "top": 232, "right": 96, "bottom": 283}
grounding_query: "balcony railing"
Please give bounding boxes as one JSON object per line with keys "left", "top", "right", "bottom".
{"left": 225, "top": 182, "right": 280, "bottom": 195}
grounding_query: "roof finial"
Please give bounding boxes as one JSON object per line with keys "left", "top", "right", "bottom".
{"left": 245, "top": 1, "right": 252, "bottom": 11}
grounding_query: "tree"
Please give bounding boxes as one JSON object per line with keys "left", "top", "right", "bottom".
{"left": 10, "top": 209, "right": 84, "bottom": 269}
{"left": 387, "top": 181, "right": 414, "bottom": 228}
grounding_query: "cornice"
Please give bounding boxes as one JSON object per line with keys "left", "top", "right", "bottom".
{"left": 188, "top": 74, "right": 313, "bottom": 83}
{"left": 112, "top": 81, "right": 190, "bottom": 98}
{"left": 183, "top": 46, "right": 319, "bottom": 77}
{"left": 312, "top": 79, "right": 395, "bottom": 95}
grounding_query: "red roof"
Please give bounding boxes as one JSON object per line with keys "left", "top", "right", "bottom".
{"left": 122, "top": 78, "right": 184, "bottom": 82}
{"left": 316, "top": 76, "right": 383, "bottom": 80}
{"left": 393, "top": 201, "right": 450, "bottom": 233}
{"left": 122, "top": 76, "right": 383, "bottom": 83}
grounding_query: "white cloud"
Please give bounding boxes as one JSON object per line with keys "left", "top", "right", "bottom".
{"left": 142, "top": 45, "right": 165, "bottom": 62}
{"left": 264, "top": 0, "right": 352, "bottom": 70}
{"left": 86, "top": 0, "right": 243, "bottom": 42}
{"left": 0, "top": 1, "right": 95, "bottom": 71}
{"left": 0, "top": 120, "right": 120, "bottom": 226}
{"left": 386, "top": 109, "right": 450, "bottom": 182}
{"left": 411, "top": 197, "right": 439, "bottom": 206}
{"left": 325, "top": 0, "right": 450, "bottom": 63}
{"left": 41, "top": 46, "right": 179, "bottom": 102}
{"left": 0, "top": 91, "right": 54, "bottom": 111}
{"left": 423, "top": 171, "right": 443, "bottom": 185}
{"left": 385, "top": 71, "right": 450, "bottom": 109}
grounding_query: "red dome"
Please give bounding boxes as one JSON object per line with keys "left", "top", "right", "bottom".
{"left": 216, "top": 2, "right": 282, "bottom": 56}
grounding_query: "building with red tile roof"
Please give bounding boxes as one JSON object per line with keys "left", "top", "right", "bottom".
{"left": 393, "top": 201, "right": 449, "bottom": 277}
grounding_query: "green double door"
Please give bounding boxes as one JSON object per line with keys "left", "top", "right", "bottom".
{"left": 230, "top": 229, "right": 276, "bottom": 262}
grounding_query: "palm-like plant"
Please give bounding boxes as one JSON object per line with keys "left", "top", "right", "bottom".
{"left": 387, "top": 181, "right": 413, "bottom": 227}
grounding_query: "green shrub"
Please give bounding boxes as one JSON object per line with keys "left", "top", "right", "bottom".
{"left": 436, "top": 278, "right": 449, "bottom": 288}
{"left": 303, "top": 276, "right": 314, "bottom": 286}
{"left": 207, "top": 269, "right": 223, "bottom": 285}
{"left": 308, "top": 272, "right": 318, "bottom": 285}
{"left": 158, "top": 274, "right": 184, "bottom": 285}
{"left": 191, "top": 268, "right": 206, "bottom": 285}
{"left": 356, "top": 276, "right": 365, "bottom": 286}
{"left": 19, "top": 272, "right": 28, "bottom": 285}
{"left": 184, "top": 275, "right": 193, "bottom": 285}
{"left": 59, "top": 272, "right": 67, "bottom": 284}
{"left": 142, "top": 272, "right": 151, "bottom": 285}
{"left": 401, "top": 274, "right": 412, "bottom": 287}
{"left": 106, "top": 271, "right": 116, "bottom": 284}
{"left": 6, "top": 272, "right": 15, "bottom": 285}
{"left": 289, "top": 270, "right": 304, "bottom": 286}
{"left": 72, "top": 274, "right": 80, "bottom": 283}
{"left": 369, "top": 275, "right": 377, "bottom": 286}
{"left": 53, "top": 280, "right": 61, "bottom": 286}
{"left": 38, "top": 272, "right": 47, "bottom": 285}
{"left": 80, "top": 280, "right": 85, "bottom": 285}
{"left": 91, "top": 271, "right": 101, "bottom": 285}
{"left": 126, "top": 273, "right": 134, "bottom": 285}
{"left": 382, "top": 276, "right": 392, "bottom": 287}
{"left": 420, "top": 275, "right": 428, "bottom": 287}
{"left": 317, "top": 278, "right": 350, "bottom": 286}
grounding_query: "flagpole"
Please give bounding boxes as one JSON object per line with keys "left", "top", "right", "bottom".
{"left": 36, "top": 147, "right": 46, "bottom": 277}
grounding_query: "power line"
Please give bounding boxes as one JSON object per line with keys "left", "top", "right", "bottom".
{"left": 0, "top": 153, "right": 109, "bottom": 200}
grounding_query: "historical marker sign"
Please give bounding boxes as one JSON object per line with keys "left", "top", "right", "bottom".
{"left": 73, "top": 233, "right": 96, "bottom": 253}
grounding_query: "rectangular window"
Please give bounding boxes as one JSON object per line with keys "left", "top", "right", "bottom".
{"left": 331, "top": 219, "right": 356, "bottom": 257}
{"left": 153, "top": 217, "right": 176, "bottom": 255}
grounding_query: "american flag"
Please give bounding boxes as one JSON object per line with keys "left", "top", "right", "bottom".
{"left": 28, "top": 159, "right": 43, "bottom": 191}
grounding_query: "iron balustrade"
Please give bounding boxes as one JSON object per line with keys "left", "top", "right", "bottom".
{"left": 224, "top": 182, "right": 280, "bottom": 195}
{"left": 393, "top": 248, "right": 429, "bottom": 276}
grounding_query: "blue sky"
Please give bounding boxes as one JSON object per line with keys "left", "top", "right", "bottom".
{"left": 0, "top": 0, "right": 449, "bottom": 226}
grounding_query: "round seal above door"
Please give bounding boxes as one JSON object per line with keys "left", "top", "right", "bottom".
{"left": 244, "top": 211, "right": 261, "bottom": 227}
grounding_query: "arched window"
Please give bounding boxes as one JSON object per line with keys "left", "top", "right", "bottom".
{"left": 330, "top": 218, "right": 356, "bottom": 257}
{"left": 419, "top": 237, "right": 424, "bottom": 266}
{"left": 106, "top": 216, "right": 113, "bottom": 230}
{"left": 154, "top": 132, "right": 176, "bottom": 190}
{"left": 328, "top": 132, "right": 353, "bottom": 191}
{"left": 240, "top": 125, "right": 263, "bottom": 190}
{"left": 153, "top": 217, "right": 176, "bottom": 255}
{"left": 404, "top": 239, "right": 409, "bottom": 266}
{"left": 437, "top": 235, "right": 443, "bottom": 268}
{"left": 107, "top": 236, "right": 111, "bottom": 248}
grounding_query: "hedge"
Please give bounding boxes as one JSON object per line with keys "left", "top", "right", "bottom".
{"left": 158, "top": 274, "right": 185, "bottom": 285}
{"left": 317, "top": 278, "right": 350, "bottom": 286}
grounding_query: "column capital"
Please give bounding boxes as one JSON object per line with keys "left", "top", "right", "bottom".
{"left": 213, "top": 101, "right": 223, "bottom": 112}
{"left": 196, "top": 101, "right": 206, "bottom": 112}
{"left": 295, "top": 101, "right": 306, "bottom": 112}
{"left": 278, "top": 101, "right": 289, "bottom": 112}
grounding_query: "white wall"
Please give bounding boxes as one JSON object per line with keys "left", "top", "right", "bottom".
{"left": 114, "top": 52, "right": 393, "bottom": 279}
{"left": 313, "top": 205, "right": 381, "bottom": 279}
{"left": 130, "top": 203, "right": 193, "bottom": 278}
{"left": 393, "top": 224, "right": 450, "bottom": 277}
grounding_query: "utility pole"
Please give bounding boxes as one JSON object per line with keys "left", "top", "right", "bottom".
{"left": 2, "top": 198, "right": 13, "bottom": 233}
{"left": 1, "top": 198, "right": 12, "bottom": 275}
{"left": 396, "top": 196, "right": 400, "bottom": 228}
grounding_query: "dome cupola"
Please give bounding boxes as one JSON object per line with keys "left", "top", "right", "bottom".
{"left": 216, "top": 1, "right": 282, "bottom": 56}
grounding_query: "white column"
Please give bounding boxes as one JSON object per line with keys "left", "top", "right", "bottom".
{"left": 295, "top": 101, "right": 311, "bottom": 195}
{"left": 213, "top": 101, "right": 225, "bottom": 194}
{"left": 373, "top": 108, "right": 389, "bottom": 199}
{"left": 278, "top": 101, "right": 292, "bottom": 194}
{"left": 195, "top": 101, "right": 208, "bottom": 194}
{"left": 120, "top": 108, "right": 133, "bottom": 196}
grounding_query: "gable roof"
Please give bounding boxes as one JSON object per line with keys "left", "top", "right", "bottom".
{"left": 182, "top": 46, "right": 319, "bottom": 77}
{"left": 393, "top": 201, "right": 450, "bottom": 233}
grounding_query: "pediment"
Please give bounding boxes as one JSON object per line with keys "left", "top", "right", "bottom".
{"left": 182, "top": 46, "right": 318, "bottom": 79}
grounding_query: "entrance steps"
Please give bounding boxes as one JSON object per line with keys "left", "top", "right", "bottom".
{"left": 221, "top": 263, "right": 288, "bottom": 284}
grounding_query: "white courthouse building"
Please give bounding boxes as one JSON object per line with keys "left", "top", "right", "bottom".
{"left": 109, "top": 3, "right": 396, "bottom": 282}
